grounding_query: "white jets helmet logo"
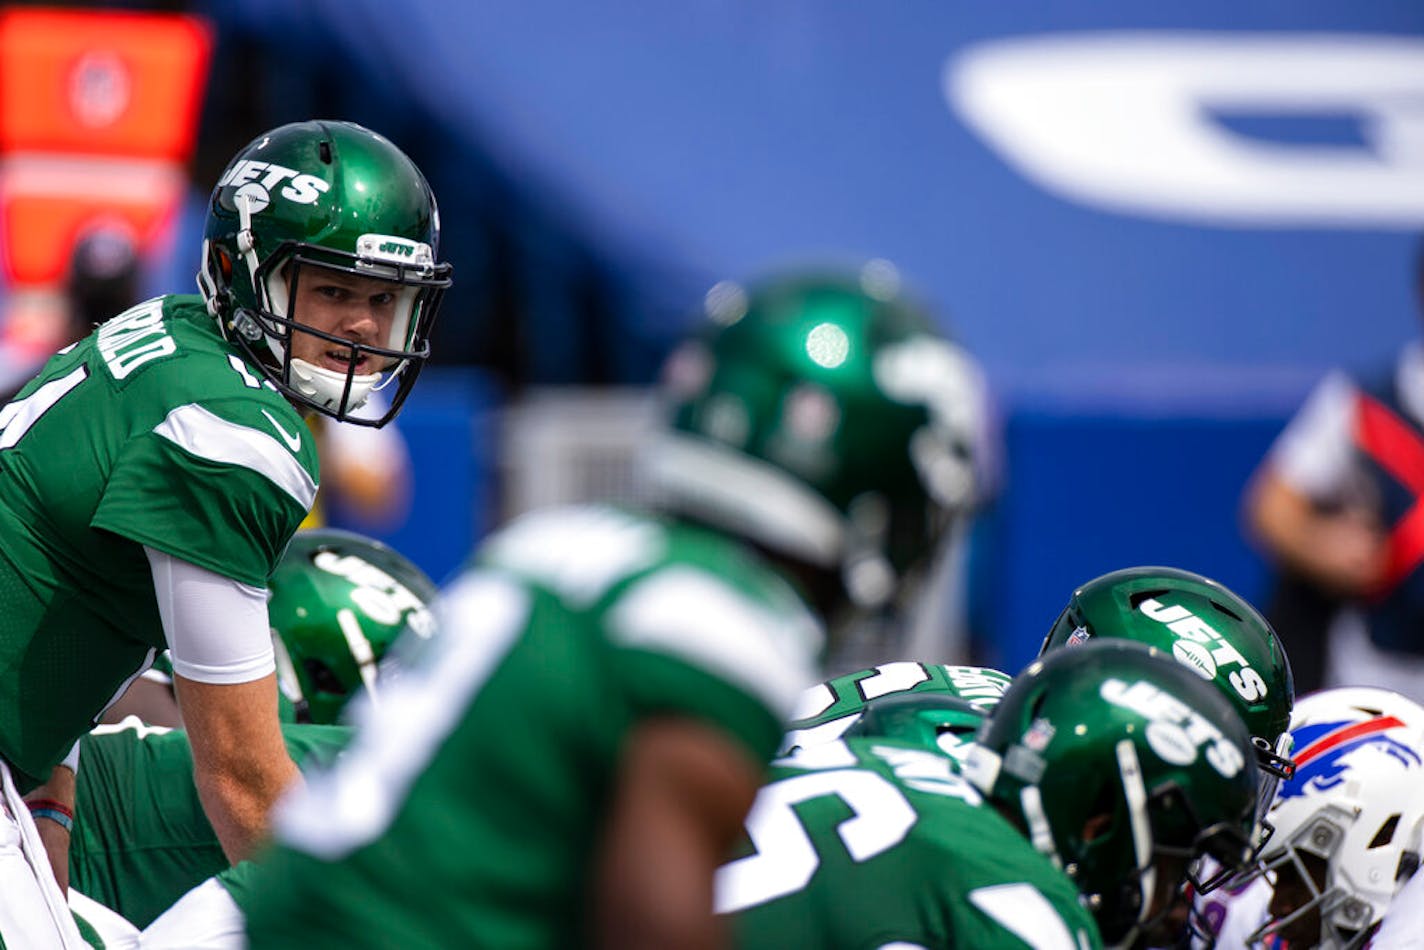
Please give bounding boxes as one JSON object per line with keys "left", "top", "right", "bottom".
{"left": 1101, "top": 677, "right": 1244, "bottom": 779}
{"left": 219, "top": 159, "right": 330, "bottom": 212}
{"left": 1137, "top": 597, "right": 1269, "bottom": 703}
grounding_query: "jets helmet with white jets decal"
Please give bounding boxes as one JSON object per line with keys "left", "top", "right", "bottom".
{"left": 963, "top": 639, "right": 1261, "bottom": 948}
{"left": 843, "top": 690, "right": 990, "bottom": 760}
{"left": 198, "top": 120, "right": 452, "bottom": 426}
{"left": 1039, "top": 565, "right": 1295, "bottom": 863}
{"left": 268, "top": 529, "right": 439, "bottom": 724}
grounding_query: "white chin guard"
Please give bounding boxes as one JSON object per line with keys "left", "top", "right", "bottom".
{"left": 289, "top": 358, "right": 381, "bottom": 414}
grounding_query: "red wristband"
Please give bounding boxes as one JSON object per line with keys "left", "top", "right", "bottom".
{"left": 24, "top": 798, "right": 73, "bottom": 821}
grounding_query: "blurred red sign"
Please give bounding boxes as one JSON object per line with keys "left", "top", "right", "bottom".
{"left": 0, "top": 7, "right": 212, "bottom": 286}
{"left": 0, "top": 7, "right": 212, "bottom": 159}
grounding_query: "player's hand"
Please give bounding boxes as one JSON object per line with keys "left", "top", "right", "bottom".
{"left": 1307, "top": 509, "right": 1388, "bottom": 596}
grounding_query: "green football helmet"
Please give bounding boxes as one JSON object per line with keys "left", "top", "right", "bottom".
{"left": 197, "top": 120, "right": 452, "bottom": 426}
{"left": 268, "top": 529, "right": 438, "bottom": 724}
{"left": 1039, "top": 565, "right": 1295, "bottom": 856}
{"left": 779, "top": 662, "right": 1011, "bottom": 755}
{"left": 647, "top": 263, "right": 982, "bottom": 611}
{"left": 843, "top": 691, "right": 988, "bottom": 760}
{"left": 963, "top": 640, "right": 1260, "bottom": 948}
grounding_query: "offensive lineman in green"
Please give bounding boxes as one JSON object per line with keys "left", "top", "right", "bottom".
{"left": 1038, "top": 565, "right": 1296, "bottom": 904}
{"left": 68, "top": 529, "right": 436, "bottom": 935}
{"left": 720, "top": 640, "right": 1264, "bottom": 949}
{"left": 0, "top": 120, "right": 450, "bottom": 947}
{"left": 243, "top": 266, "right": 987, "bottom": 948}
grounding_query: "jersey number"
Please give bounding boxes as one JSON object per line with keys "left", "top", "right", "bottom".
{"left": 715, "top": 769, "right": 1086, "bottom": 950}
{"left": 715, "top": 768, "right": 917, "bottom": 913}
{"left": 0, "top": 366, "right": 88, "bottom": 449}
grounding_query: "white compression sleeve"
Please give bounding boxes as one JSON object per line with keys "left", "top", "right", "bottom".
{"left": 144, "top": 546, "right": 275, "bottom": 685}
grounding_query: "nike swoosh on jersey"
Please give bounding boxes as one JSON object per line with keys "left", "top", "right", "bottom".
{"left": 261, "top": 409, "right": 303, "bottom": 452}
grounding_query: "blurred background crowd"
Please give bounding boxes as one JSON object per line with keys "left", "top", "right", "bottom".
{"left": 4, "top": 0, "right": 1423, "bottom": 688}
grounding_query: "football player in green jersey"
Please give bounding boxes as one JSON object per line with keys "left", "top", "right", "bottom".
{"left": 0, "top": 120, "right": 449, "bottom": 947}
{"left": 721, "top": 640, "right": 1262, "bottom": 949}
{"left": 242, "top": 264, "right": 982, "bottom": 948}
{"left": 70, "top": 529, "right": 434, "bottom": 926}
{"left": 964, "top": 641, "right": 1262, "bottom": 948}
{"left": 1038, "top": 567, "right": 1296, "bottom": 944}
{"left": 57, "top": 529, "right": 435, "bottom": 949}
{"left": 72, "top": 719, "right": 351, "bottom": 933}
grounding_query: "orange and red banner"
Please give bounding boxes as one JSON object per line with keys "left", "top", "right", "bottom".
{"left": 0, "top": 7, "right": 212, "bottom": 287}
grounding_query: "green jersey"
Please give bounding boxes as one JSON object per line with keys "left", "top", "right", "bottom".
{"left": 782, "top": 662, "right": 1013, "bottom": 752}
{"left": 69, "top": 718, "right": 349, "bottom": 929}
{"left": 0, "top": 294, "right": 319, "bottom": 788}
{"left": 243, "top": 504, "right": 823, "bottom": 949}
{"left": 720, "top": 737, "right": 1101, "bottom": 949}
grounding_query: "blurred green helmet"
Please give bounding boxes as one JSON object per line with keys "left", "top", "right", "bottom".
{"left": 269, "top": 529, "right": 438, "bottom": 724}
{"left": 963, "top": 640, "right": 1260, "bottom": 948}
{"left": 197, "top": 120, "right": 452, "bottom": 426}
{"left": 1040, "top": 566, "right": 1295, "bottom": 788}
{"left": 844, "top": 691, "right": 989, "bottom": 760}
{"left": 780, "top": 662, "right": 1011, "bottom": 755}
{"left": 647, "top": 263, "right": 983, "bottom": 609}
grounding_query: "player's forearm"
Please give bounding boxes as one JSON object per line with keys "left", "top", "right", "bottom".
{"left": 596, "top": 850, "right": 728, "bottom": 950}
{"left": 594, "top": 719, "right": 760, "bottom": 950}
{"left": 24, "top": 761, "right": 76, "bottom": 893}
{"left": 1250, "top": 474, "right": 1384, "bottom": 594}
{"left": 194, "top": 753, "right": 301, "bottom": 864}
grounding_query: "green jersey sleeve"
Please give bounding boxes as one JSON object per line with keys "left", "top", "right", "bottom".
{"left": 606, "top": 563, "right": 823, "bottom": 765}
{"left": 92, "top": 399, "right": 316, "bottom": 586}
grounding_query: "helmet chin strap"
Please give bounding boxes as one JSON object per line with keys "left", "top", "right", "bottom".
{"left": 271, "top": 635, "right": 310, "bottom": 721}
{"left": 1020, "top": 784, "right": 1061, "bottom": 868}
{"left": 1114, "top": 739, "right": 1156, "bottom": 949}
{"left": 235, "top": 194, "right": 264, "bottom": 287}
{"left": 335, "top": 607, "right": 381, "bottom": 709}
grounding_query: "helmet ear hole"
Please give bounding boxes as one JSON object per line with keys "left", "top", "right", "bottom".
{"left": 1127, "top": 589, "right": 1169, "bottom": 609}
{"left": 1208, "top": 599, "right": 1245, "bottom": 622}
{"left": 1081, "top": 811, "right": 1114, "bottom": 843}
{"left": 217, "top": 247, "right": 233, "bottom": 282}
{"left": 1396, "top": 851, "right": 1420, "bottom": 882}
{"left": 303, "top": 658, "right": 345, "bottom": 696}
{"left": 1368, "top": 814, "right": 1400, "bottom": 849}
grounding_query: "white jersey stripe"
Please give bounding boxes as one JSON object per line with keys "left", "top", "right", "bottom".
{"left": 608, "top": 567, "right": 820, "bottom": 719}
{"left": 154, "top": 403, "right": 316, "bottom": 509}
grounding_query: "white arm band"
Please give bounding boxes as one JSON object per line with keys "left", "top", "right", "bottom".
{"left": 144, "top": 546, "right": 275, "bottom": 685}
